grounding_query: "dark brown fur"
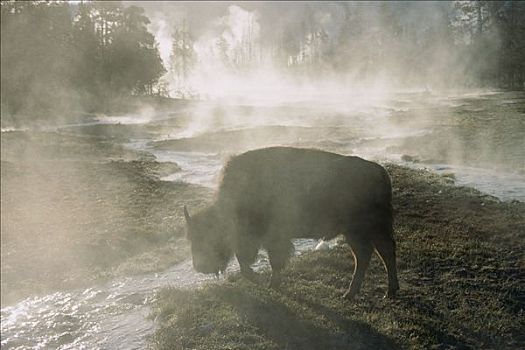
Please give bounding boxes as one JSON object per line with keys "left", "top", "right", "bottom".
{"left": 185, "top": 147, "right": 399, "bottom": 299}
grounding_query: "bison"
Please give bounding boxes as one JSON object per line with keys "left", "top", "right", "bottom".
{"left": 184, "top": 147, "right": 399, "bottom": 300}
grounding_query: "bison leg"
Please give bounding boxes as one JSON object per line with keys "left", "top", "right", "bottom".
{"left": 373, "top": 237, "right": 399, "bottom": 299}
{"left": 266, "top": 240, "right": 294, "bottom": 289}
{"left": 235, "top": 235, "right": 259, "bottom": 282}
{"left": 343, "top": 239, "right": 373, "bottom": 301}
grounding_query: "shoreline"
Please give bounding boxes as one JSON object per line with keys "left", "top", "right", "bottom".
{"left": 2, "top": 161, "right": 522, "bottom": 307}
{"left": 151, "top": 163, "right": 525, "bottom": 350}
{"left": 398, "top": 159, "right": 525, "bottom": 203}
{"left": 1, "top": 158, "right": 523, "bottom": 348}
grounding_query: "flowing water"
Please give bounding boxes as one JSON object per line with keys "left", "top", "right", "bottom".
{"left": 0, "top": 240, "right": 327, "bottom": 349}
{"left": 1, "top": 90, "right": 524, "bottom": 349}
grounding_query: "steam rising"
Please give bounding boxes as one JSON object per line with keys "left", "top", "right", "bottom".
{"left": 139, "top": 1, "right": 503, "bottom": 102}
{"left": 1, "top": 2, "right": 524, "bottom": 349}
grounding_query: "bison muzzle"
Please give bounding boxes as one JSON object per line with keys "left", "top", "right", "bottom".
{"left": 184, "top": 147, "right": 399, "bottom": 300}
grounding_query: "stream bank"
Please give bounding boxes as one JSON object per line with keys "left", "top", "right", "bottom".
{"left": 152, "top": 164, "right": 525, "bottom": 350}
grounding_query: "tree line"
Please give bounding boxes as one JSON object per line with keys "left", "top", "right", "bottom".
{"left": 1, "top": 1, "right": 165, "bottom": 118}
{"left": 221, "top": 1, "right": 525, "bottom": 89}
{"left": 1, "top": 1, "right": 524, "bottom": 120}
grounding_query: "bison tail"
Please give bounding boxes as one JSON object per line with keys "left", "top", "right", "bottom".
{"left": 377, "top": 168, "right": 394, "bottom": 237}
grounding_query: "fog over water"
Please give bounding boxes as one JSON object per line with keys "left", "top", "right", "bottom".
{"left": 1, "top": 1, "right": 524, "bottom": 349}
{"left": 133, "top": 1, "right": 524, "bottom": 201}
{"left": 1, "top": 238, "right": 325, "bottom": 349}
{"left": 121, "top": 90, "right": 524, "bottom": 200}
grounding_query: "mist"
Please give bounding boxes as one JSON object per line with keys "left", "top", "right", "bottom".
{"left": 2, "top": 1, "right": 523, "bottom": 121}
{"left": 1, "top": 1, "right": 525, "bottom": 349}
{"left": 137, "top": 1, "right": 521, "bottom": 100}
{"left": 132, "top": 1, "right": 524, "bottom": 171}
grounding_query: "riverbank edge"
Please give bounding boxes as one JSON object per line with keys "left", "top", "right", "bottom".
{"left": 151, "top": 163, "right": 525, "bottom": 350}
{"left": 0, "top": 156, "right": 213, "bottom": 308}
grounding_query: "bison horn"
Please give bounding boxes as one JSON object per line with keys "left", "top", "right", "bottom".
{"left": 183, "top": 205, "right": 191, "bottom": 224}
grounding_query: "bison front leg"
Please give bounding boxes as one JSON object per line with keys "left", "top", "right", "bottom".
{"left": 266, "top": 240, "right": 294, "bottom": 289}
{"left": 235, "top": 235, "right": 259, "bottom": 283}
{"left": 343, "top": 240, "right": 373, "bottom": 301}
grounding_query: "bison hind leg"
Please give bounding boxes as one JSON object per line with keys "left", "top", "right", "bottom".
{"left": 343, "top": 239, "right": 373, "bottom": 301}
{"left": 373, "top": 236, "right": 399, "bottom": 299}
{"left": 266, "top": 239, "right": 294, "bottom": 289}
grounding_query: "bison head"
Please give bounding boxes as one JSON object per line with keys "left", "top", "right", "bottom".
{"left": 184, "top": 205, "right": 233, "bottom": 275}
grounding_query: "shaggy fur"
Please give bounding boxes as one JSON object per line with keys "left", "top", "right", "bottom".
{"left": 185, "top": 147, "right": 399, "bottom": 299}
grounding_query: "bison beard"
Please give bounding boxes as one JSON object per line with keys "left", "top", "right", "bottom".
{"left": 185, "top": 147, "right": 399, "bottom": 300}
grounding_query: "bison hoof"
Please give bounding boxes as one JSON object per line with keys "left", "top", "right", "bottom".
{"left": 384, "top": 289, "right": 398, "bottom": 299}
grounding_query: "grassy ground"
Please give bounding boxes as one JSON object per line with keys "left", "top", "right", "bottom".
{"left": 1, "top": 130, "right": 213, "bottom": 306}
{"left": 151, "top": 164, "right": 524, "bottom": 350}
